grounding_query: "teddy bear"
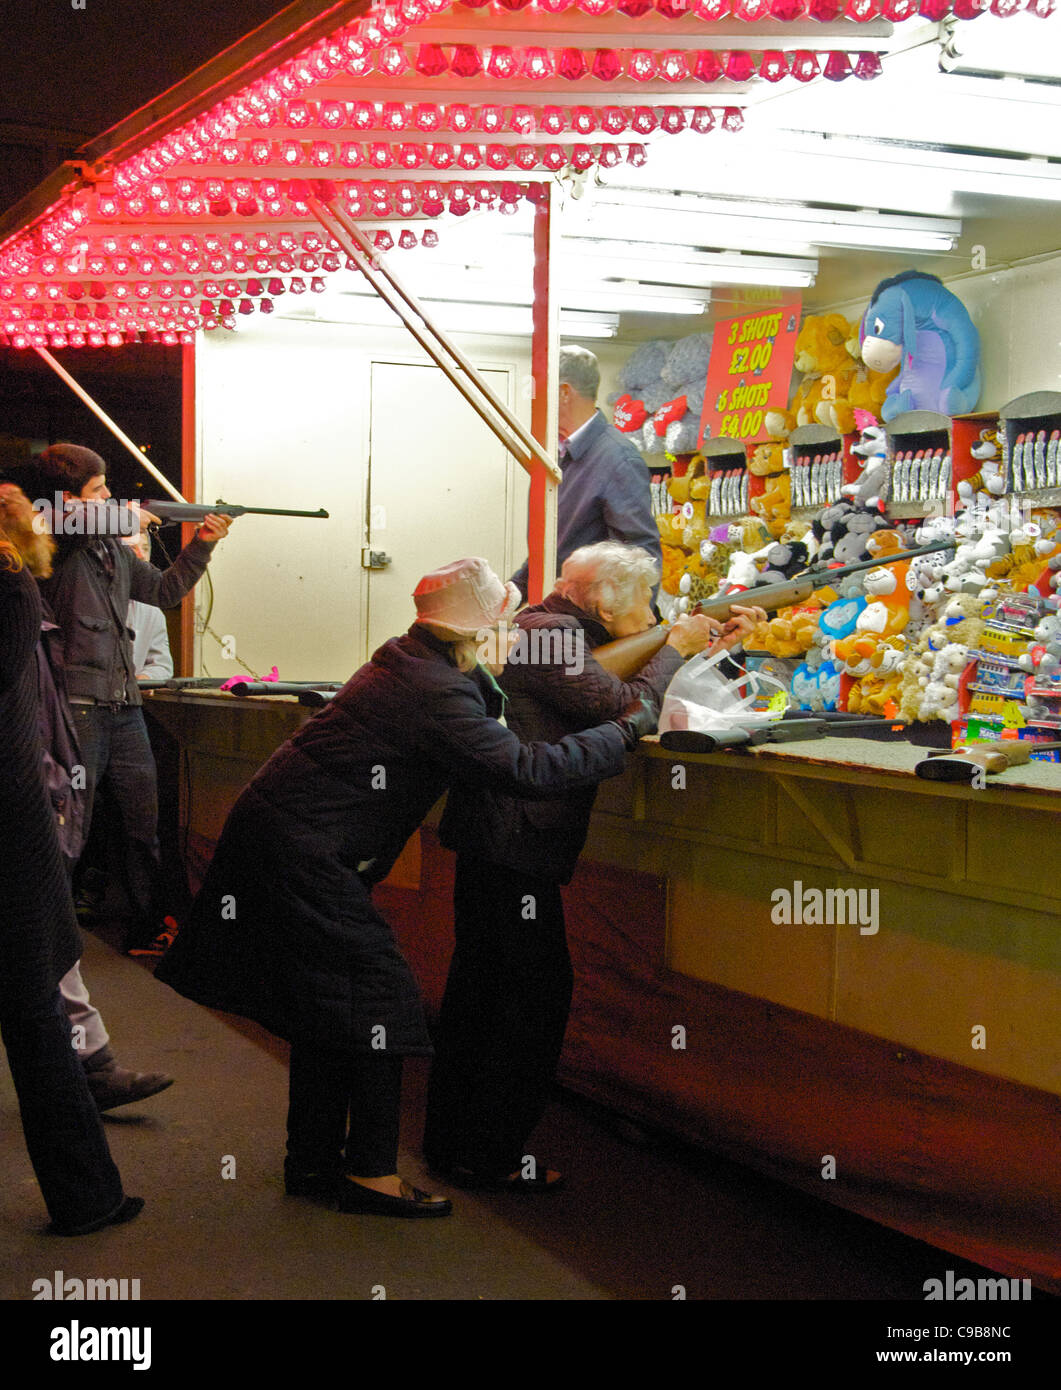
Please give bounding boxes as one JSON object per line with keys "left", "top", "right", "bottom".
{"left": 898, "top": 593, "right": 984, "bottom": 723}
{"left": 842, "top": 420, "right": 890, "bottom": 509}
{"left": 748, "top": 602, "right": 822, "bottom": 659}
{"left": 748, "top": 441, "right": 791, "bottom": 539}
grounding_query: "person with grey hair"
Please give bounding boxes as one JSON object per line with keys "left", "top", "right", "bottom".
{"left": 426, "top": 542, "right": 763, "bottom": 1191}
{"left": 511, "top": 346, "right": 663, "bottom": 602}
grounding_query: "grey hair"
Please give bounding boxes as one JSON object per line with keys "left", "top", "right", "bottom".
{"left": 556, "top": 541, "right": 659, "bottom": 617}
{"left": 559, "top": 346, "right": 600, "bottom": 403}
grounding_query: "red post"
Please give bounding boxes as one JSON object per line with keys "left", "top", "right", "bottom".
{"left": 528, "top": 182, "right": 559, "bottom": 604}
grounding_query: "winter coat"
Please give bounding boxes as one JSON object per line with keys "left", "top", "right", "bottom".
{"left": 39, "top": 523, "right": 213, "bottom": 705}
{"left": 156, "top": 624, "right": 629, "bottom": 1056}
{"left": 0, "top": 562, "right": 81, "bottom": 1007}
{"left": 440, "top": 594, "right": 683, "bottom": 883}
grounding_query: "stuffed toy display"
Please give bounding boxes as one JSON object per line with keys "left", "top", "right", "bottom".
{"left": 860, "top": 272, "right": 981, "bottom": 421}
{"left": 748, "top": 442, "right": 792, "bottom": 538}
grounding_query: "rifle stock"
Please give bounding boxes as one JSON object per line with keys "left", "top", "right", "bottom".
{"left": 916, "top": 740, "right": 1061, "bottom": 782}
{"left": 593, "top": 627, "right": 670, "bottom": 681}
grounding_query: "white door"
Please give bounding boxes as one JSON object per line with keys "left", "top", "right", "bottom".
{"left": 364, "top": 358, "right": 525, "bottom": 658}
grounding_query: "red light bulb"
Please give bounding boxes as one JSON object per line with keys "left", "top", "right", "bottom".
{"left": 592, "top": 49, "right": 622, "bottom": 81}
{"left": 761, "top": 51, "right": 789, "bottom": 81}
{"left": 415, "top": 43, "right": 447, "bottom": 77}
{"left": 693, "top": 51, "right": 724, "bottom": 83}
{"left": 487, "top": 46, "right": 517, "bottom": 79}
{"left": 690, "top": 107, "right": 716, "bottom": 133}
{"left": 629, "top": 51, "right": 657, "bottom": 82}
{"left": 626, "top": 144, "right": 647, "bottom": 167}
{"left": 558, "top": 48, "right": 588, "bottom": 81}
{"left": 631, "top": 107, "right": 658, "bottom": 134}
{"left": 451, "top": 45, "right": 483, "bottom": 78}
{"left": 823, "top": 51, "right": 853, "bottom": 80}
{"left": 660, "top": 107, "right": 687, "bottom": 134}
{"left": 724, "top": 51, "right": 756, "bottom": 81}
{"left": 791, "top": 50, "right": 820, "bottom": 80}
{"left": 659, "top": 51, "right": 689, "bottom": 82}
{"left": 521, "top": 48, "right": 554, "bottom": 80}
{"left": 415, "top": 104, "right": 442, "bottom": 132}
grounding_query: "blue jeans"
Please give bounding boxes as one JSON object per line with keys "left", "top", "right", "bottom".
{"left": 71, "top": 704, "right": 161, "bottom": 941}
{"left": 0, "top": 986, "right": 124, "bottom": 1229}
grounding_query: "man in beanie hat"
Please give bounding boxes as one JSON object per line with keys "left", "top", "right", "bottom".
{"left": 158, "top": 557, "right": 656, "bottom": 1220}
{"left": 24, "top": 443, "right": 231, "bottom": 953}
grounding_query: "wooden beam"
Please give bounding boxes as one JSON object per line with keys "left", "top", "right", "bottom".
{"left": 528, "top": 180, "right": 558, "bottom": 605}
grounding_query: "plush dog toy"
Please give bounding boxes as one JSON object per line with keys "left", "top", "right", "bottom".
{"left": 860, "top": 271, "right": 981, "bottom": 421}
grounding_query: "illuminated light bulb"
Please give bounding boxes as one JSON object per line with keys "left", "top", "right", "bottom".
{"left": 146, "top": 180, "right": 168, "bottom": 201}
{"left": 724, "top": 51, "right": 756, "bottom": 81}
{"left": 631, "top": 107, "right": 658, "bottom": 134}
{"left": 249, "top": 139, "right": 272, "bottom": 164}
{"left": 414, "top": 104, "right": 442, "bottom": 133}
{"left": 734, "top": 0, "right": 772, "bottom": 15}
{"left": 286, "top": 101, "right": 312, "bottom": 129}
{"left": 400, "top": 0, "right": 428, "bottom": 21}
{"left": 686, "top": 108, "right": 714, "bottom": 136}
{"left": 223, "top": 280, "right": 241, "bottom": 297}
{"left": 628, "top": 51, "right": 657, "bottom": 81}
{"left": 1025, "top": 0, "right": 1055, "bottom": 15}
{"left": 487, "top": 46, "right": 517, "bottom": 78}
{"left": 449, "top": 199, "right": 471, "bottom": 217}
{"left": 125, "top": 198, "right": 146, "bottom": 216}
{"left": 722, "top": 107, "right": 744, "bottom": 130}
{"left": 541, "top": 106, "right": 565, "bottom": 135}
{"left": 479, "top": 105, "right": 504, "bottom": 132}
{"left": 398, "top": 143, "right": 425, "bottom": 167}
{"left": 693, "top": 50, "right": 724, "bottom": 82}
{"left": 378, "top": 45, "right": 409, "bottom": 77}
{"left": 600, "top": 107, "right": 628, "bottom": 136}
{"left": 807, "top": 0, "right": 843, "bottom": 14}
{"left": 310, "top": 142, "right": 335, "bottom": 166}
{"left": 558, "top": 48, "right": 588, "bottom": 80}
{"left": 823, "top": 51, "right": 853, "bottom": 79}
{"left": 570, "top": 144, "right": 595, "bottom": 170}
{"left": 486, "top": 144, "right": 512, "bottom": 168}
{"left": 112, "top": 283, "right": 130, "bottom": 299}
{"left": 626, "top": 143, "right": 647, "bottom": 167}
{"left": 510, "top": 106, "right": 535, "bottom": 135}
{"left": 521, "top": 48, "right": 554, "bottom": 80}
{"left": 379, "top": 6, "right": 408, "bottom": 35}
{"left": 320, "top": 101, "right": 346, "bottom": 130}
{"left": 398, "top": 230, "right": 417, "bottom": 250}
{"left": 286, "top": 280, "right": 305, "bottom": 297}
{"left": 541, "top": 145, "right": 567, "bottom": 171}
{"left": 280, "top": 142, "right": 301, "bottom": 165}
{"left": 267, "top": 278, "right": 285, "bottom": 295}
{"left": 265, "top": 200, "right": 286, "bottom": 217}
{"left": 422, "top": 180, "right": 443, "bottom": 203}
{"left": 449, "top": 104, "right": 475, "bottom": 132}
{"left": 791, "top": 50, "right": 821, "bottom": 80}
{"left": 374, "top": 231, "right": 395, "bottom": 251}
{"left": 351, "top": 102, "right": 376, "bottom": 130}
{"left": 430, "top": 144, "right": 456, "bottom": 168}
{"left": 570, "top": 107, "right": 596, "bottom": 135}
{"left": 340, "top": 142, "right": 364, "bottom": 166}
{"left": 66, "top": 281, "right": 85, "bottom": 300}
{"left": 457, "top": 144, "right": 482, "bottom": 169}
{"left": 207, "top": 257, "right": 226, "bottom": 273}
{"left": 383, "top": 103, "right": 409, "bottom": 131}
{"left": 514, "top": 146, "right": 538, "bottom": 170}
{"left": 597, "top": 144, "right": 620, "bottom": 168}
{"left": 659, "top": 51, "right": 689, "bottom": 83}
{"left": 321, "top": 253, "right": 340, "bottom": 272}
{"left": 367, "top": 182, "right": 391, "bottom": 203}
{"left": 660, "top": 107, "right": 687, "bottom": 134}
{"left": 113, "top": 255, "right": 132, "bottom": 273}
{"left": 421, "top": 197, "right": 444, "bottom": 216}
{"left": 760, "top": 51, "right": 789, "bottom": 81}
{"left": 204, "top": 181, "right": 225, "bottom": 202}
{"left": 97, "top": 196, "right": 120, "bottom": 218}
{"left": 158, "top": 282, "right": 176, "bottom": 299}
{"left": 592, "top": 49, "right": 622, "bottom": 81}
{"left": 451, "top": 44, "right": 482, "bottom": 78}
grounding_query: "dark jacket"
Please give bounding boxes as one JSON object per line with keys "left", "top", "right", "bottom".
{"left": 36, "top": 606, "right": 87, "bottom": 863}
{"left": 0, "top": 562, "right": 81, "bottom": 1007}
{"left": 157, "top": 625, "right": 629, "bottom": 1055}
{"left": 512, "top": 410, "right": 663, "bottom": 601}
{"left": 39, "top": 523, "right": 214, "bottom": 704}
{"left": 440, "top": 594, "right": 683, "bottom": 883}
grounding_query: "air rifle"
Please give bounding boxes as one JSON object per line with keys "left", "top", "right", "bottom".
{"left": 915, "top": 740, "right": 1061, "bottom": 783}
{"left": 593, "top": 540, "right": 956, "bottom": 682}
{"left": 228, "top": 681, "right": 343, "bottom": 698}
{"left": 660, "top": 716, "right": 909, "bottom": 754}
{"left": 144, "top": 500, "right": 329, "bottom": 524}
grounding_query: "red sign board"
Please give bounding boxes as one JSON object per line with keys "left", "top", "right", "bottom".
{"left": 698, "top": 295, "right": 801, "bottom": 448}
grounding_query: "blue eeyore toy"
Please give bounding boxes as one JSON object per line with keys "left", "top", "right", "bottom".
{"left": 859, "top": 271, "right": 981, "bottom": 422}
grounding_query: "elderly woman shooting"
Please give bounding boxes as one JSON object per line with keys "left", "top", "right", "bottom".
{"left": 426, "top": 541, "right": 764, "bottom": 1191}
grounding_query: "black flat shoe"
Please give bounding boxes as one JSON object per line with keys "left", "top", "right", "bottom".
{"left": 431, "top": 1163, "right": 565, "bottom": 1193}
{"left": 49, "top": 1195, "right": 145, "bottom": 1237}
{"left": 338, "top": 1178, "right": 452, "bottom": 1218}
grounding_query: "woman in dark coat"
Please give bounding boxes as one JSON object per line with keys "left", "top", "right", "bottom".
{"left": 158, "top": 557, "right": 652, "bottom": 1217}
{"left": 0, "top": 483, "right": 141, "bottom": 1235}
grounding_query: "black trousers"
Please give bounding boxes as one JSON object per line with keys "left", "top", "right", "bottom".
{"left": 423, "top": 856, "right": 570, "bottom": 1178}
{"left": 286, "top": 1045, "right": 403, "bottom": 1178}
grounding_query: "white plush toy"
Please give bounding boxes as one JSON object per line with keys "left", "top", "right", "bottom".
{"left": 842, "top": 425, "right": 890, "bottom": 509}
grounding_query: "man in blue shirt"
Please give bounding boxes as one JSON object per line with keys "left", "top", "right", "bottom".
{"left": 512, "top": 346, "right": 662, "bottom": 601}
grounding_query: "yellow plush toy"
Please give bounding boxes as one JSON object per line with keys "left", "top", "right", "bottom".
{"left": 748, "top": 441, "right": 791, "bottom": 539}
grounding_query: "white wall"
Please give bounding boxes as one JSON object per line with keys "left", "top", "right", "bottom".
{"left": 194, "top": 316, "right": 635, "bottom": 680}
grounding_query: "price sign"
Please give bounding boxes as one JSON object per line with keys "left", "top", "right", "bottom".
{"left": 698, "top": 295, "right": 801, "bottom": 448}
